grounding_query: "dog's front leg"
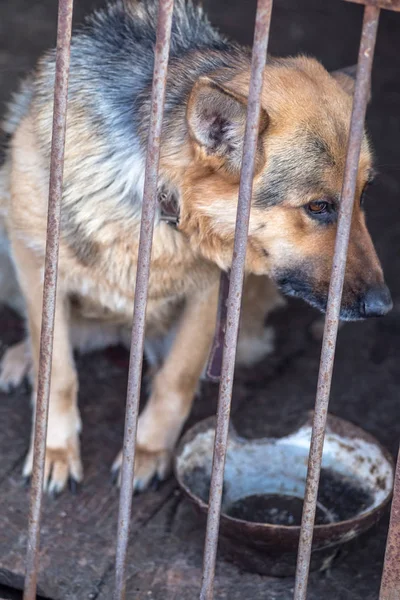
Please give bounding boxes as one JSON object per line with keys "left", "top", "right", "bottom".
{"left": 112, "top": 284, "right": 218, "bottom": 492}
{"left": 12, "top": 238, "right": 82, "bottom": 494}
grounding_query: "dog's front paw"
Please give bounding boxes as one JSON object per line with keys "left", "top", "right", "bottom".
{"left": 112, "top": 446, "right": 172, "bottom": 493}
{"left": 23, "top": 432, "right": 83, "bottom": 496}
{"left": 0, "top": 340, "right": 32, "bottom": 392}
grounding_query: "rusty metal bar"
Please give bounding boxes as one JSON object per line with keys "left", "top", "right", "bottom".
{"left": 380, "top": 447, "right": 400, "bottom": 600}
{"left": 23, "top": 1, "right": 74, "bottom": 599}
{"left": 199, "top": 1, "right": 273, "bottom": 599}
{"left": 293, "top": 5, "right": 380, "bottom": 599}
{"left": 113, "top": 1, "right": 174, "bottom": 599}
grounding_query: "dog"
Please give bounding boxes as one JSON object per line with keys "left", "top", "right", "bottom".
{"left": 0, "top": 0, "right": 391, "bottom": 495}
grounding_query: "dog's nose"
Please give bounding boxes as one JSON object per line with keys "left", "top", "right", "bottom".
{"left": 361, "top": 284, "right": 393, "bottom": 318}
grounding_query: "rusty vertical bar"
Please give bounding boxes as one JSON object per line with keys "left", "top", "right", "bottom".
{"left": 113, "top": 1, "right": 174, "bottom": 599}
{"left": 380, "top": 447, "right": 400, "bottom": 600}
{"left": 23, "top": 1, "right": 74, "bottom": 599}
{"left": 293, "top": 5, "right": 380, "bottom": 600}
{"left": 199, "top": 1, "right": 273, "bottom": 599}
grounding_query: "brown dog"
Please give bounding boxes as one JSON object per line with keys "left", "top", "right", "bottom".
{"left": 0, "top": 0, "right": 391, "bottom": 494}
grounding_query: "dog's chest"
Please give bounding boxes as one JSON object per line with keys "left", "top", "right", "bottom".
{"left": 63, "top": 223, "right": 218, "bottom": 330}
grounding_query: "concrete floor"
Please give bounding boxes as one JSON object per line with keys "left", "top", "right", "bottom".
{"left": 0, "top": 0, "right": 400, "bottom": 598}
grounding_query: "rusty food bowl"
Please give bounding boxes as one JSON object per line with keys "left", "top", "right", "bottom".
{"left": 174, "top": 413, "right": 394, "bottom": 577}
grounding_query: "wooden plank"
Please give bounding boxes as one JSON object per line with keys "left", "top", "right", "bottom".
{"left": 97, "top": 492, "right": 389, "bottom": 600}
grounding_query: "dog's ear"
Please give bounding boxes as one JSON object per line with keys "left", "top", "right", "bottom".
{"left": 187, "top": 77, "right": 269, "bottom": 176}
{"left": 331, "top": 64, "right": 372, "bottom": 102}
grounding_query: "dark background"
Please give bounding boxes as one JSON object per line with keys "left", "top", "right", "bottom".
{"left": 0, "top": 1, "right": 399, "bottom": 599}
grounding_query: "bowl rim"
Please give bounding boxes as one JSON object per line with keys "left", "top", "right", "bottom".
{"left": 173, "top": 412, "right": 395, "bottom": 534}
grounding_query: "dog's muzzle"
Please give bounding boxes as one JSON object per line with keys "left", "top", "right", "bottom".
{"left": 275, "top": 271, "right": 393, "bottom": 321}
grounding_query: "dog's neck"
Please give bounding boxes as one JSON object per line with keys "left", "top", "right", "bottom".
{"left": 157, "top": 183, "right": 228, "bottom": 382}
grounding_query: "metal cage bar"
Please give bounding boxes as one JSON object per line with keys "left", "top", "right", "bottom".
{"left": 23, "top": 1, "right": 74, "bottom": 599}
{"left": 113, "top": 1, "right": 175, "bottom": 599}
{"left": 19, "top": 0, "right": 400, "bottom": 599}
{"left": 293, "top": 4, "right": 381, "bottom": 599}
{"left": 199, "top": 1, "right": 273, "bottom": 598}
{"left": 380, "top": 447, "right": 400, "bottom": 600}
{"left": 344, "top": 0, "right": 400, "bottom": 9}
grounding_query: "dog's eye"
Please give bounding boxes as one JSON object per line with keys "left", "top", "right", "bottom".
{"left": 307, "top": 201, "right": 329, "bottom": 214}
{"left": 305, "top": 199, "right": 336, "bottom": 223}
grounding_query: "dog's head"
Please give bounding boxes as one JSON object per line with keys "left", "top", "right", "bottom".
{"left": 173, "top": 56, "right": 391, "bottom": 320}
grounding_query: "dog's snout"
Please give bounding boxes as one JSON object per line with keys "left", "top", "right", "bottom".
{"left": 361, "top": 284, "right": 393, "bottom": 318}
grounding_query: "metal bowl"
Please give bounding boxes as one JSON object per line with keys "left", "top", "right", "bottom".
{"left": 174, "top": 413, "right": 394, "bottom": 576}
